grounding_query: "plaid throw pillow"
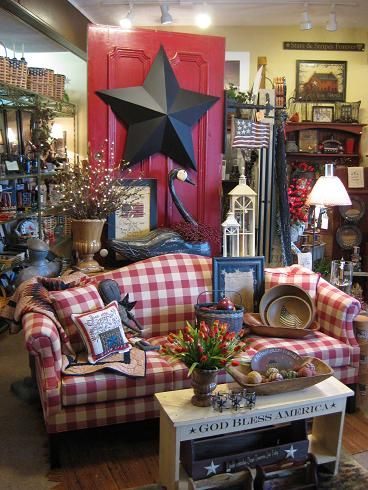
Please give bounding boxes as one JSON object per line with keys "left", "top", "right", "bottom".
{"left": 49, "top": 284, "right": 104, "bottom": 352}
{"left": 71, "top": 301, "right": 131, "bottom": 363}
{"left": 265, "top": 265, "right": 320, "bottom": 300}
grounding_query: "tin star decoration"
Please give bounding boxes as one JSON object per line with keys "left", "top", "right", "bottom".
{"left": 204, "top": 460, "right": 220, "bottom": 476}
{"left": 96, "top": 46, "right": 219, "bottom": 170}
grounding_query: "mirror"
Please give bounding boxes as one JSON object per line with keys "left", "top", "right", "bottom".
{"left": 20, "top": 111, "right": 32, "bottom": 155}
{"left": 5, "top": 109, "right": 21, "bottom": 155}
{"left": 0, "top": 110, "right": 6, "bottom": 154}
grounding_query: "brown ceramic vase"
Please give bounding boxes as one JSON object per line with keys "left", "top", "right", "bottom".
{"left": 71, "top": 218, "right": 105, "bottom": 273}
{"left": 190, "top": 368, "right": 218, "bottom": 407}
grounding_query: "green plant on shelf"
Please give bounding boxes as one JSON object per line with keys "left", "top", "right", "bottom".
{"left": 225, "top": 83, "right": 254, "bottom": 104}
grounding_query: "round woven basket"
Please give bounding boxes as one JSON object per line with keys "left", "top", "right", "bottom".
{"left": 195, "top": 291, "right": 244, "bottom": 333}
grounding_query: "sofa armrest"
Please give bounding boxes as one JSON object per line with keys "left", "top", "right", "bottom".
{"left": 317, "top": 277, "right": 360, "bottom": 346}
{"left": 22, "top": 312, "right": 62, "bottom": 390}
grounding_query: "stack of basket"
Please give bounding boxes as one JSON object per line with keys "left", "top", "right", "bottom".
{"left": 0, "top": 42, "right": 28, "bottom": 88}
{"left": 9, "top": 56, "right": 27, "bottom": 89}
{"left": 53, "top": 73, "right": 66, "bottom": 100}
{"left": 27, "top": 67, "right": 55, "bottom": 97}
{"left": 0, "top": 43, "right": 11, "bottom": 85}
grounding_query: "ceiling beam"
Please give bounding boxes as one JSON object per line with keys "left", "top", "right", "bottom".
{"left": 0, "top": 0, "right": 88, "bottom": 60}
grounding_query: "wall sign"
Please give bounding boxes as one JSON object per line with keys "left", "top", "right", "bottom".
{"left": 284, "top": 42, "right": 365, "bottom": 52}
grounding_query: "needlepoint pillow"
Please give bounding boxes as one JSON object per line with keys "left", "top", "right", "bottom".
{"left": 71, "top": 301, "right": 131, "bottom": 363}
{"left": 265, "top": 264, "right": 320, "bottom": 300}
{"left": 49, "top": 283, "right": 104, "bottom": 352}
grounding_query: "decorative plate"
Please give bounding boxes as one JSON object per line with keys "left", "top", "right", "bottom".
{"left": 336, "top": 224, "right": 362, "bottom": 249}
{"left": 339, "top": 197, "right": 366, "bottom": 223}
{"left": 251, "top": 347, "right": 303, "bottom": 372}
{"left": 15, "top": 218, "right": 38, "bottom": 238}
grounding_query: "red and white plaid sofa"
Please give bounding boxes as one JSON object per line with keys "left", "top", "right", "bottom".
{"left": 22, "top": 253, "right": 360, "bottom": 436}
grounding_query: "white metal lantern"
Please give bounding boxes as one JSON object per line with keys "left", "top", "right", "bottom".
{"left": 228, "top": 172, "right": 257, "bottom": 256}
{"left": 221, "top": 211, "right": 240, "bottom": 257}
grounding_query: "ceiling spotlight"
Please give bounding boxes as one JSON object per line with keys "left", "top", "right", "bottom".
{"left": 120, "top": 1, "right": 133, "bottom": 29}
{"left": 160, "top": 4, "right": 173, "bottom": 25}
{"left": 326, "top": 4, "right": 337, "bottom": 31}
{"left": 195, "top": 3, "right": 212, "bottom": 29}
{"left": 300, "top": 2, "right": 312, "bottom": 30}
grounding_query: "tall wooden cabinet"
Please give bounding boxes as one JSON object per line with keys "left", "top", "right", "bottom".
{"left": 285, "top": 121, "right": 365, "bottom": 260}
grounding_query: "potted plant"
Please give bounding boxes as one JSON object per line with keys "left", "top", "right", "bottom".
{"left": 52, "top": 151, "right": 142, "bottom": 272}
{"left": 161, "top": 320, "right": 248, "bottom": 406}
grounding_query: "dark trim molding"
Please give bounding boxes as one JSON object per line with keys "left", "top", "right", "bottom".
{"left": 0, "top": 0, "right": 87, "bottom": 60}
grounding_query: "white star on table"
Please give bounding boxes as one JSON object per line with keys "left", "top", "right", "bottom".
{"left": 204, "top": 460, "right": 220, "bottom": 476}
{"left": 284, "top": 444, "right": 298, "bottom": 459}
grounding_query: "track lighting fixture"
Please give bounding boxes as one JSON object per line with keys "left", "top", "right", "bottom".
{"left": 300, "top": 2, "right": 312, "bottom": 30}
{"left": 326, "top": 3, "right": 337, "bottom": 31}
{"left": 160, "top": 3, "right": 173, "bottom": 25}
{"left": 119, "top": 1, "right": 133, "bottom": 29}
{"left": 195, "top": 3, "right": 212, "bottom": 29}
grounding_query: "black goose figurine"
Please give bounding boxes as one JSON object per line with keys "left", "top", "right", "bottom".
{"left": 108, "top": 169, "right": 211, "bottom": 261}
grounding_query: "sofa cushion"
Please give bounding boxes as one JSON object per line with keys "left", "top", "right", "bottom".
{"left": 71, "top": 301, "right": 131, "bottom": 363}
{"left": 246, "top": 331, "right": 352, "bottom": 369}
{"left": 49, "top": 284, "right": 104, "bottom": 352}
{"left": 265, "top": 265, "right": 320, "bottom": 299}
{"left": 61, "top": 350, "right": 174, "bottom": 406}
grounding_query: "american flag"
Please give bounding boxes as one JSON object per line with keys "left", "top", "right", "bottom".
{"left": 232, "top": 118, "right": 270, "bottom": 148}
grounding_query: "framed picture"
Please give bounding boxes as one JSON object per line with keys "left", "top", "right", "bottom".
{"left": 296, "top": 60, "right": 347, "bottom": 102}
{"left": 225, "top": 51, "right": 250, "bottom": 91}
{"left": 312, "top": 105, "right": 334, "bottom": 123}
{"left": 212, "top": 256, "right": 265, "bottom": 313}
{"left": 107, "top": 179, "right": 157, "bottom": 240}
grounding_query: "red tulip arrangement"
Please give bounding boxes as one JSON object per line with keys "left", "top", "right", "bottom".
{"left": 161, "top": 320, "right": 248, "bottom": 375}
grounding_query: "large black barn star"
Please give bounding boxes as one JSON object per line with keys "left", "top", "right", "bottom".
{"left": 96, "top": 46, "right": 219, "bottom": 170}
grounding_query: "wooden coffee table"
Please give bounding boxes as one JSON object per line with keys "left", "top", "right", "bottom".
{"left": 155, "top": 377, "right": 353, "bottom": 490}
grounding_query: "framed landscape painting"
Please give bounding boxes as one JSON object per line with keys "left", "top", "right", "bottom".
{"left": 296, "top": 60, "right": 347, "bottom": 102}
{"left": 212, "top": 256, "right": 265, "bottom": 313}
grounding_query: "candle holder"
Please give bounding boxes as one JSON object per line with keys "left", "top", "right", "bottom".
{"left": 210, "top": 389, "right": 256, "bottom": 412}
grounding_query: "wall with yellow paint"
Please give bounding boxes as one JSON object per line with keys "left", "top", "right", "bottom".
{"left": 161, "top": 24, "right": 368, "bottom": 161}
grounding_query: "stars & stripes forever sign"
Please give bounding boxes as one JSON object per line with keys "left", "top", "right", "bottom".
{"left": 232, "top": 118, "right": 270, "bottom": 149}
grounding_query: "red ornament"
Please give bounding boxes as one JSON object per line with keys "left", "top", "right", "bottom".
{"left": 217, "top": 297, "right": 235, "bottom": 310}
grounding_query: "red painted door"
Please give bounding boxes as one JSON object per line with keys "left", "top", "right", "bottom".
{"left": 88, "top": 26, "right": 225, "bottom": 254}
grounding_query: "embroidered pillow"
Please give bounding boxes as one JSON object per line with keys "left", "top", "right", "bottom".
{"left": 265, "top": 265, "right": 320, "bottom": 300}
{"left": 71, "top": 301, "right": 131, "bottom": 363}
{"left": 49, "top": 284, "right": 104, "bottom": 352}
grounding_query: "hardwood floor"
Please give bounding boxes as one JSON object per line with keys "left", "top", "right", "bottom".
{"left": 51, "top": 410, "right": 368, "bottom": 490}
{"left": 343, "top": 410, "right": 368, "bottom": 454}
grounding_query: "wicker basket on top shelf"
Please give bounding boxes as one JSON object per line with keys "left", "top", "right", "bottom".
{"left": 27, "top": 67, "right": 55, "bottom": 98}
{"left": 53, "top": 74, "right": 65, "bottom": 100}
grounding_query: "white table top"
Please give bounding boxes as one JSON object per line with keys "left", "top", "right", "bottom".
{"left": 155, "top": 377, "right": 353, "bottom": 427}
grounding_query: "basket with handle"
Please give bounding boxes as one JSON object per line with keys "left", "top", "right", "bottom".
{"left": 194, "top": 290, "right": 244, "bottom": 333}
{"left": 0, "top": 42, "right": 10, "bottom": 85}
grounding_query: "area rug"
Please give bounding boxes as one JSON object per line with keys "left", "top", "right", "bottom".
{"left": 318, "top": 453, "right": 368, "bottom": 489}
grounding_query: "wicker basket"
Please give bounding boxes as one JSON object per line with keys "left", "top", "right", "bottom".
{"left": 54, "top": 73, "right": 65, "bottom": 100}
{"left": 195, "top": 291, "right": 244, "bottom": 333}
{"left": 0, "top": 41, "right": 11, "bottom": 85}
{"left": 27, "top": 67, "right": 54, "bottom": 97}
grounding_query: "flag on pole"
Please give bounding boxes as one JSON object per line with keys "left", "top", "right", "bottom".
{"left": 232, "top": 118, "right": 270, "bottom": 148}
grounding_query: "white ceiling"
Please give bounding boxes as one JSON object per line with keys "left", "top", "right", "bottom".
{"left": 0, "top": 8, "right": 66, "bottom": 53}
{"left": 67, "top": 0, "right": 368, "bottom": 29}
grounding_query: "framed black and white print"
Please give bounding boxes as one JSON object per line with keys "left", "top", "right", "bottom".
{"left": 107, "top": 179, "right": 157, "bottom": 240}
{"left": 212, "top": 256, "right": 265, "bottom": 313}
